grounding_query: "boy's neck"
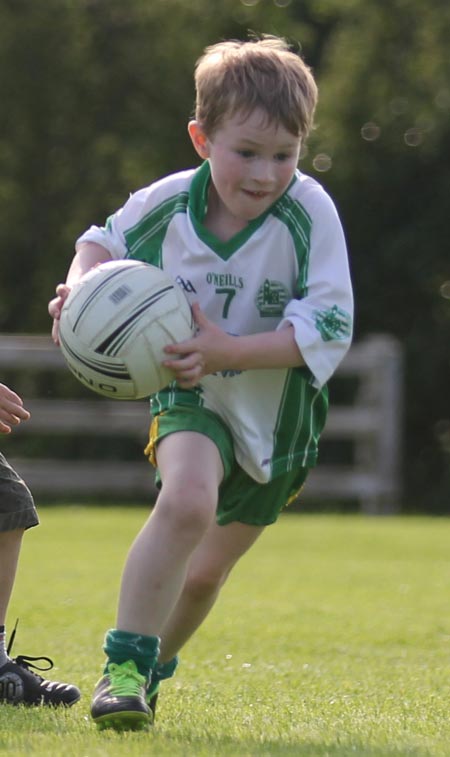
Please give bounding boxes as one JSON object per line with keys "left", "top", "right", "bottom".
{"left": 203, "top": 184, "right": 248, "bottom": 242}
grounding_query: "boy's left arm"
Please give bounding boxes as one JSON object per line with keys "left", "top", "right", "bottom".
{"left": 163, "top": 303, "right": 304, "bottom": 387}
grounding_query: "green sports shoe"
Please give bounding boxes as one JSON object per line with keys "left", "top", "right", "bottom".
{"left": 90, "top": 660, "right": 151, "bottom": 731}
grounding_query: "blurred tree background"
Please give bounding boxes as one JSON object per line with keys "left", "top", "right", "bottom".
{"left": 0, "top": 0, "right": 448, "bottom": 511}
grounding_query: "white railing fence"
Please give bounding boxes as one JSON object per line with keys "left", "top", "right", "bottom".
{"left": 1, "top": 333, "right": 403, "bottom": 514}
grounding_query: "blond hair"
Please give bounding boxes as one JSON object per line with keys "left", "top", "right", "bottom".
{"left": 193, "top": 35, "right": 318, "bottom": 140}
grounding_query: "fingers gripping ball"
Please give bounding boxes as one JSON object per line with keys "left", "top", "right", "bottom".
{"left": 58, "top": 260, "right": 194, "bottom": 400}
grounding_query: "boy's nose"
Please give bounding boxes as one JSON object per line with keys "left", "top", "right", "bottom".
{"left": 250, "top": 159, "right": 274, "bottom": 183}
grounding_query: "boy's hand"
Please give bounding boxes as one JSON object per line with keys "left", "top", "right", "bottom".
{"left": 0, "top": 383, "right": 31, "bottom": 434}
{"left": 162, "top": 303, "right": 236, "bottom": 387}
{"left": 48, "top": 283, "right": 71, "bottom": 345}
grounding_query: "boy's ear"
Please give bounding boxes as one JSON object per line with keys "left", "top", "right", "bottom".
{"left": 188, "top": 120, "right": 210, "bottom": 159}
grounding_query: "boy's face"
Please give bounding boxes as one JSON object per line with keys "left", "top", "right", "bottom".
{"left": 189, "top": 108, "right": 301, "bottom": 229}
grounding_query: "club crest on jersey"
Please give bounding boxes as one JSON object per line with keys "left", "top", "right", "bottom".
{"left": 255, "top": 279, "right": 290, "bottom": 317}
{"left": 313, "top": 305, "right": 352, "bottom": 341}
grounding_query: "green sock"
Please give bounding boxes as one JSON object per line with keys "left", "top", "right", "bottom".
{"left": 151, "top": 656, "right": 179, "bottom": 683}
{"left": 147, "top": 655, "right": 179, "bottom": 698}
{"left": 103, "top": 628, "right": 160, "bottom": 680}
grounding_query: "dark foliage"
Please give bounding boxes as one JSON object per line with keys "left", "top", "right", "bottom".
{"left": 0, "top": 0, "right": 448, "bottom": 510}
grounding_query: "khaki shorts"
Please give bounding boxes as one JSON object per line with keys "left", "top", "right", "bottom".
{"left": 0, "top": 453, "right": 39, "bottom": 532}
{"left": 145, "top": 406, "right": 309, "bottom": 527}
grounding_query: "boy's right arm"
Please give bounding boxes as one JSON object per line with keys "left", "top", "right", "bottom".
{"left": 48, "top": 242, "right": 113, "bottom": 345}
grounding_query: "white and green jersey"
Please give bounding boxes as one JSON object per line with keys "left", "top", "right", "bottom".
{"left": 77, "top": 161, "right": 353, "bottom": 483}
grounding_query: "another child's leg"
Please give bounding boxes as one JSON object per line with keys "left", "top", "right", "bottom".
{"left": 0, "top": 530, "right": 23, "bottom": 629}
{"left": 0, "top": 529, "right": 23, "bottom": 668}
{"left": 91, "top": 431, "right": 223, "bottom": 730}
{"left": 0, "top": 458, "right": 80, "bottom": 706}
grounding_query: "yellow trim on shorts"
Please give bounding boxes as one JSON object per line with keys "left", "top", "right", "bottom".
{"left": 285, "top": 483, "right": 305, "bottom": 509}
{"left": 144, "top": 415, "right": 161, "bottom": 468}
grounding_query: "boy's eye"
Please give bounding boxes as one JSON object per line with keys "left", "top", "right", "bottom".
{"left": 236, "top": 149, "right": 295, "bottom": 161}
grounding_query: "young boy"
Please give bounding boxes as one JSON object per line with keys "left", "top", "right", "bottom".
{"left": 49, "top": 35, "right": 353, "bottom": 730}
{"left": 0, "top": 382, "right": 80, "bottom": 706}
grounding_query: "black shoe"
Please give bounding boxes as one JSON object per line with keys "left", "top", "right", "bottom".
{"left": 146, "top": 685, "right": 158, "bottom": 720}
{"left": 0, "top": 618, "right": 80, "bottom": 707}
{"left": 91, "top": 660, "right": 151, "bottom": 731}
{"left": 0, "top": 656, "right": 81, "bottom": 706}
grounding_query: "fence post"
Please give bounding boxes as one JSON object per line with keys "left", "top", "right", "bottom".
{"left": 354, "top": 334, "right": 403, "bottom": 514}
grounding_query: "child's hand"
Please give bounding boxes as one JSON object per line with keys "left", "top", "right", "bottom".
{"left": 162, "top": 303, "right": 236, "bottom": 388}
{"left": 48, "top": 283, "right": 71, "bottom": 345}
{"left": 0, "top": 383, "right": 31, "bottom": 434}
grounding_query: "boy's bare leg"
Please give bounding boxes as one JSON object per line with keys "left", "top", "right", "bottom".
{"left": 158, "top": 519, "right": 264, "bottom": 663}
{"left": 0, "top": 529, "right": 23, "bottom": 626}
{"left": 116, "top": 432, "right": 224, "bottom": 637}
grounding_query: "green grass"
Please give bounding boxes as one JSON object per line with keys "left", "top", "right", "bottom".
{"left": 1, "top": 508, "right": 449, "bottom": 756}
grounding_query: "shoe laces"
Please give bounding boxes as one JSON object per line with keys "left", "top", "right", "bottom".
{"left": 6, "top": 618, "right": 55, "bottom": 679}
{"left": 108, "top": 661, "right": 146, "bottom": 697}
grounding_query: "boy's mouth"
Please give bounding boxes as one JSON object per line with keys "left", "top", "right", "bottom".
{"left": 242, "top": 189, "right": 270, "bottom": 199}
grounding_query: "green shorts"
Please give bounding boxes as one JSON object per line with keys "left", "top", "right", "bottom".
{"left": 145, "top": 406, "right": 309, "bottom": 527}
{"left": 0, "top": 453, "right": 39, "bottom": 532}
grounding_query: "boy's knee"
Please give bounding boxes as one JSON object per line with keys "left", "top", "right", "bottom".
{"left": 158, "top": 480, "right": 217, "bottom": 534}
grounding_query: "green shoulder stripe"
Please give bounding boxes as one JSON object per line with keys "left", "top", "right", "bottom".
{"left": 271, "top": 194, "right": 312, "bottom": 298}
{"left": 124, "top": 192, "right": 189, "bottom": 266}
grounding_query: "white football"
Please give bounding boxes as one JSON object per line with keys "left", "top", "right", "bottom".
{"left": 58, "top": 259, "right": 194, "bottom": 399}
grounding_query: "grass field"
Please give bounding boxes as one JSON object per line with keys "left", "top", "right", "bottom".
{"left": 1, "top": 507, "right": 449, "bottom": 756}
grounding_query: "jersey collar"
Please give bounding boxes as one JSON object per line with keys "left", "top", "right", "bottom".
{"left": 188, "top": 161, "right": 276, "bottom": 260}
